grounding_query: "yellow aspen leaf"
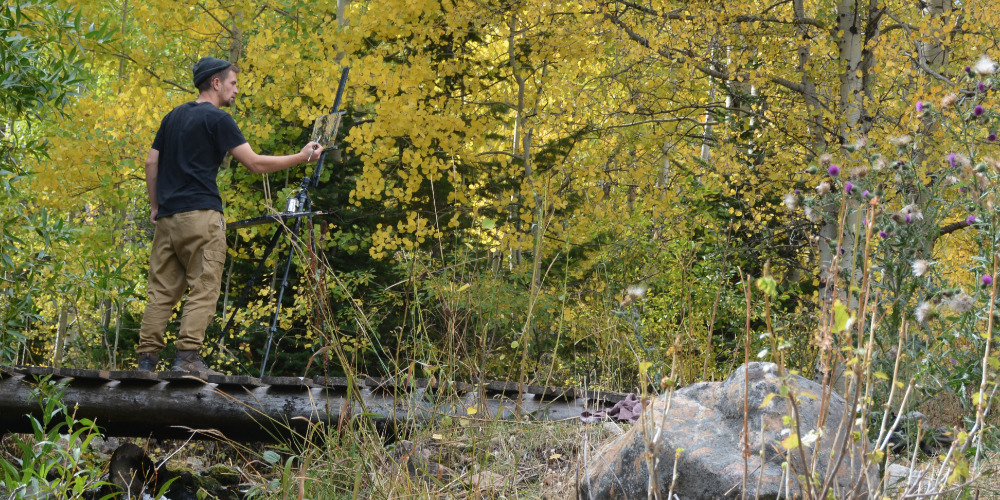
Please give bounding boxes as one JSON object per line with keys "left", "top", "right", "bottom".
{"left": 758, "top": 393, "right": 777, "bottom": 409}
{"left": 781, "top": 434, "right": 799, "bottom": 450}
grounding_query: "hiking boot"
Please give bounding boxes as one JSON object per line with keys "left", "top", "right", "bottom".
{"left": 136, "top": 353, "right": 159, "bottom": 372}
{"left": 171, "top": 350, "right": 221, "bottom": 376}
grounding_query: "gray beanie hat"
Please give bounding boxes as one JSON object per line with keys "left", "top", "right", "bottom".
{"left": 193, "top": 57, "right": 232, "bottom": 87}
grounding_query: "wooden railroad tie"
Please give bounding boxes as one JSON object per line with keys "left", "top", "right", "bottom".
{"left": 0, "top": 366, "right": 626, "bottom": 442}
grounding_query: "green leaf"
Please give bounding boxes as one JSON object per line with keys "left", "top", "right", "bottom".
{"left": 832, "top": 300, "right": 852, "bottom": 333}
{"left": 262, "top": 450, "right": 280, "bottom": 464}
{"left": 755, "top": 276, "right": 778, "bottom": 298}
{"left": 948, "top": 458, "right": 969, "bottom": 484}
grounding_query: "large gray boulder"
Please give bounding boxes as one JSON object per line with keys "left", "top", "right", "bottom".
{"left": 580, "top": 362, "right": 879, "bottom": 499}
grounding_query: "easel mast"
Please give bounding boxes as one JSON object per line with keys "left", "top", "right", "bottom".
{"left": 218, "top": 68, "right": 349, "bottom": 377}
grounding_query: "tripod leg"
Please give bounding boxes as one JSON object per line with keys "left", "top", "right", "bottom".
{"left": 260, "top": 217, "right": 303, "bottom": 378}
{"left": 214, "top": 228, "right": 283, "bottom": 362}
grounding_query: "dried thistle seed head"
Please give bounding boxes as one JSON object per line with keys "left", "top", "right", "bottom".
{"left": 783, "top": 193, "right": 799, "bottom": 210}
{"left": 873, "top": 156, "right": 888, "bottom": 171}
{"left": 951, "top": 153, "right": 971, "bottom": 168}
{"left": 900, "top": 204, "right": 924, "bottom": 221}
{"left": 915, "top": 302, "right": 935, "bottom": 323}
{"left": 620, "top": 284, "right": 647, "bottom": 307}
{"left": 975, "top": 55, "right": 997, "bottom": 76}
{"left": 946, "top": 293, "right": 975, "bottom": 314}
{"left": 804, "top": 206, "right": 821, "bottom": 223}
{"left": 889, "top": 135, "right": 912, "bottom": 147}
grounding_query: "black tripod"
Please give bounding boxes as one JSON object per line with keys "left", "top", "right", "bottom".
{"left": 217, "top": 68, "right": 349, "bottom": 378}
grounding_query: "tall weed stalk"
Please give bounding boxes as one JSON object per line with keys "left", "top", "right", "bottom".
{"left": 771, "top": 66, "right": 1000, "bottom": 496}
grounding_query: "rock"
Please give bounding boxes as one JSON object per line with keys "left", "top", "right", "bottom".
{"left": 207, "top": 463, "right": 241, "bottom": 486}
{"left": 108, "top": 443, "right": 156, "bottom": 496}
{"left": 162, "top": 470, "right": 200, "bottom": 500}
{"left": 392, "top": 440, "right": 459, "bottom": 486}
{"left": 885, "top": 463, "right": 923, "bottom": 491}
{"left": 185, "top": 455, "right": 205, "bottom": 472}
{"left": 194, "top": 471, "right": 239, "bottom": 500}
{"left": 105, "top": 444, "right": 234, "bottom": 500}
{"left": 580, "top": 362, "right": 880, "bottom": 499}
{"left": 467, "top": 470, "right": 506, "bottom": 491}
{"left": 90, "top": 435, "right": 120, "bottom": 456}
{"left": 884, "top": 411, "right": 954, "bottom": 456}
{"left": 602, "top": 421, "right": 625, "bottom": 437}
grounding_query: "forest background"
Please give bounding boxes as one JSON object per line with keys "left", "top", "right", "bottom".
{"left": 3, "top": 0, "right": 1000, "bottom": 421}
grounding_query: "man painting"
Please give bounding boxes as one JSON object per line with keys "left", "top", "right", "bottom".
{"left": 136, "top": 56, "right": 323, "bottom": 374}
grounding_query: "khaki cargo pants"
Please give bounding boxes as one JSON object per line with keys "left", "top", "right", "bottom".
{"left": 138, "top": 209, "right": 226, "bottom": 353}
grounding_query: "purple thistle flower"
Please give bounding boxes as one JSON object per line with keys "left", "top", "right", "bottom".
{"left": 905, "top": 214, "right": 912, "bottom": 223}
{"left": 980, "top": 81, "right": 988, "bottom": 92}
{"left": 975, "top": 105, "right": 985, "bottom": 116}
{"left": 862, "top": 218, "right": 867, "bottom": 226}
{"left": 863, "top": 189, "right": 870, "bottom": 198}
{"left": 960, "top": 187, "right": 968, "bottom": 193}
{"left": 990, "top": 133, "right": 997, "bottom": 142}
{"left": 828, "top": 164, "right": 840, "bottom": 176}
{"left": 983, "top": 275, "right": 994, "bottom": 286}
{"left": 948, "top": 153, "right": 957, "bottom": 167}
{"left": 966, "top": 66, "right": 974, "bottom": 74}
{"left": 916, "top": 101, "right": 924, "bottom": 112}
{"left": 968, "top": 215, "right": 977, "bottom": 225}
{"left": 844, "top": 182, "right": 853, "bottom": 193}
{"left": 879, "top": 231, "right": 888, "bottom": 239}
{"left": 794, "top": 189, "right": 800, "bottom": 194}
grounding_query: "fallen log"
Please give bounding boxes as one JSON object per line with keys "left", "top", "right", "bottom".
{"left": 0, "top": 366, "right": 625, "bottom": 442}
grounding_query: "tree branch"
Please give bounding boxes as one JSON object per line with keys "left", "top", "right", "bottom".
{"left": 102, "top": 49, "right": 190, "bottom": 92}
{"left": 884, "top": 10, "right": 957, "bottom": 87}
{"left": 476, "top": 150, "right": 521, "bottom": 159}
{"left": 770, "top": 75, "right": 805, "bottom": 94}
{"left": 603, "top": 9, "right": 825, "bottom": 89}
{"left": 610, "top": 0, "right": 823, "bottom": 27}
{"left": 937, "top": 220, "right": 972, "bottom": 240}
{"left": 196, "top": 2, "right": 234, "bottom": 35}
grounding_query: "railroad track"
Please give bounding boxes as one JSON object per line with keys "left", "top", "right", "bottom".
{"left": 0, "top": 366, "right": 627, "bottom": 442}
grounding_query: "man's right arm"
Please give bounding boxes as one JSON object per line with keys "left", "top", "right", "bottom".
{"left": 145, "top": 148, "right": 159, "bottom": 224}
{"left": 229, "top": 141, "right": 323, "bottom": 174}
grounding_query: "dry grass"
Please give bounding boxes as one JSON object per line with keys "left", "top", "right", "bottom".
{"left": 295, "top": 416, "right": 628, "bottom": 499}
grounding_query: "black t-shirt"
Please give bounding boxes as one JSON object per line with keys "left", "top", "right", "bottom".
{"left": 151, "top": 101, "right": 247, "bottom": 218}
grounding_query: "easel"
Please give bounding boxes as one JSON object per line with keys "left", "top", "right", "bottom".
{"left": 217, "top": 68, "right": 349, "bottom": 377}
